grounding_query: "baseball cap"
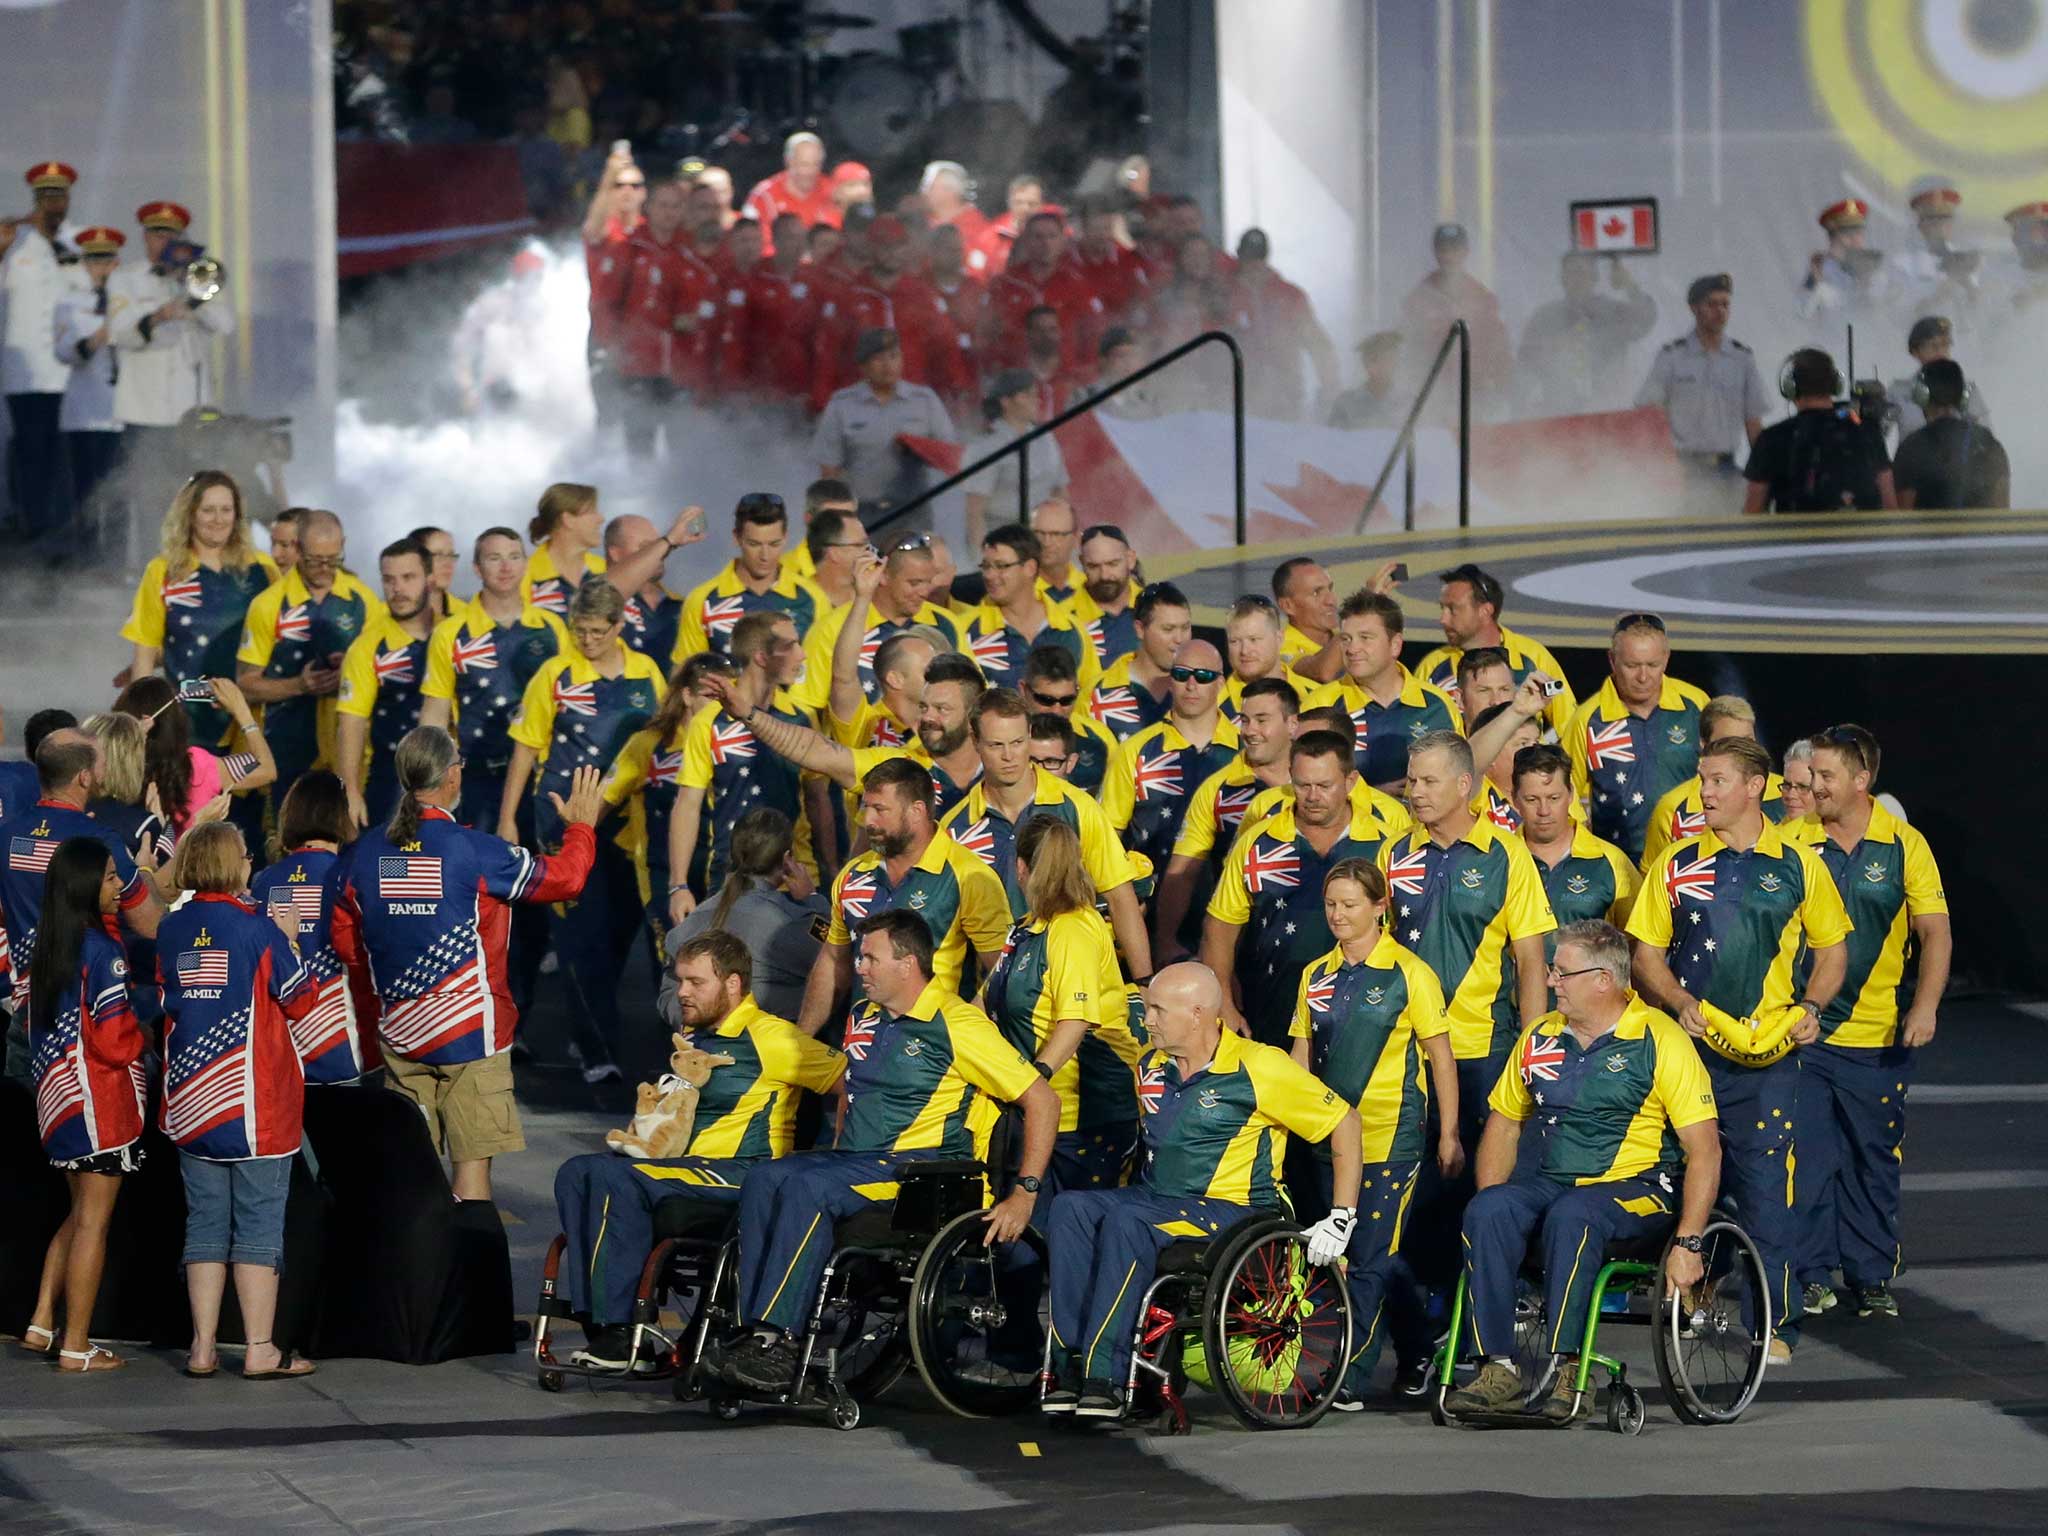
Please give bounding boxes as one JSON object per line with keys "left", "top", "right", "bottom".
{"left": 854, "top": 327, "right": 900, "bottom": 364}
{"left": 1687, "top": 272, "right": 1733, "bottom": 306}
{"left": 1907, "top": 314, "right": 1952, "bottom": 351}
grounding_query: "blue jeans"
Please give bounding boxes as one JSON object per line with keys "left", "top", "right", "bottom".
{"left": 180, "top": 1152, "right": 293, "bottom": 1271}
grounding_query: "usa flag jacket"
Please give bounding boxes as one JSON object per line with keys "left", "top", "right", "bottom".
{"left": 31, "top": 923, "right": 150, "bottom": 1162}
{"left": 251, "top": 847, "right": 379, "bottom": 1084}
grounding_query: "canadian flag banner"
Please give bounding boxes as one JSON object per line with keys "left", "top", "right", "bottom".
{"left": 1571, "top": 199, "right": 1659, "bottom": 253}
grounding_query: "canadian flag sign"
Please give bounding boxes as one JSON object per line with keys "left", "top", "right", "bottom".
{"left": 1570, "top": 198, "right": 1659, "bottom": 254}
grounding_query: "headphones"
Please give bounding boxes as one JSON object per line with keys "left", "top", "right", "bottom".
{"left": 1778, "top": 350, "right": 1843, "bottom": 401}
{"left": 1910, "top": 363, "right": 1973, "bottom": 410}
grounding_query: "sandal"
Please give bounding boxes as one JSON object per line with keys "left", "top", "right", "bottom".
{"left": 183, "top": 1354, "right": 219, "bottom": 1378}
{"left": 57, "top": 1344, "right": 126, "bottom": 1373}
{"left": 17, "top": 1324, "right": 56, "bottom": 1355}
{"left": 241, "top": 1340, "right": 317, "bottom": 1380}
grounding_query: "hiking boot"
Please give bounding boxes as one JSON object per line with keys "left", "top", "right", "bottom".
{"left": 1074, "top": 1378, "right": 1125, "bottom": 1418}
{"left": 1444, "top": 1358, "right": 1524, "bottom": 1415}
{"left": 727, "top": 1333, "right": 801, "bottom": 1393}
{"left": 1856, "top": 1283, "right": 1899, "bottom": 1319}
{"left": 1537, "top": 1364, "right": 1585, "bottom": 1423}
{"left": 1767, "top": 1333, "right": 1794, "bottom": 1365}
{"left": 1802, "top": 1281, "right": 1838, "bottom": 1316}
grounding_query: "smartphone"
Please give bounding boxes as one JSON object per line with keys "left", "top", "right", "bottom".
{"left": 866, "top": 543, "right": 883, "bottom": 561}
{"left": 1388, "top": 562, "right": 1409, "bottom": 582}
{"left": 177, "top": 677, "right": 214, "bottom": 704}
{"left": 683, "top": 507, "right": 705, "bottom": 539}
{"left": 612, "top": 138, "right": 632, "bottom": 159}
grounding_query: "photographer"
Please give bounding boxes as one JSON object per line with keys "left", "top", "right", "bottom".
{"left": 1741, "top": 349, "right": 1894, "bottom": 514}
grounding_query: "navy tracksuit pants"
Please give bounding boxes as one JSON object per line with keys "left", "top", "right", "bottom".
{"left": 736, "top": 1148, "right": 944, "bottom": 1333}
{"left": 1795, "top": 1042, "right": 1911, "bottom": 1291}
{"left": 1705, "top": 1051, "right": 1803, "bottom": 1341}
{"left": 1304, "top": 1156, "right": 1423, "bottom": 1393}
{"left": 1461, "top": 1170, "right": 1675, "bottom": 1358}
{"left": 553, "top": 1152, "right": 749, "bottom": 1325}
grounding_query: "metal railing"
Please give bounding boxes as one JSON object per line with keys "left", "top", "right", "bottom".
{"left": 1352, "top": 320, "right": 1471, "bottom": 534}
{"left": 869, "top": 329, "right": 1248, "bottom": 545}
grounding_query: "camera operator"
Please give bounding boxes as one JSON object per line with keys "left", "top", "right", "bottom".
{"left": 1741, "top": 349, "right": 1894, "bottom": 514}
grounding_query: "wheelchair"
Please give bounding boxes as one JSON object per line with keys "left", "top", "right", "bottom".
{"left": 534, "top": 1152, "right": 1052, "bottom": 1430}
{"left": 1040, "top": 1209, "right": 1354, "bottom": 1434}
{"left": 1429, "top": 1210, "right": 1771, "bottom": 1434}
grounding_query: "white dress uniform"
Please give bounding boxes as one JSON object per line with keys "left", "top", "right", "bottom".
{"left": 52, "top": 285, "right": 119, "bottom": 433}
{"left": 107, "top": 260, "right": 235, "bottom": 427}
{"left": 0, "top": 219, "right": 83, "bottom": 397}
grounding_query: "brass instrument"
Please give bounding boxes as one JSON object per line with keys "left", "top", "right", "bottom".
{"left": 184, "top": 255, "right": 224, "bottom": 304}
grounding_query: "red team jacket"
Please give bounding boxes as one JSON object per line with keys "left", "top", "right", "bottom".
{"left": 251, "top": 846, "right": 378, "bottom": 1085}
{"left": 31, "top": 924, "right": 149, "bottom": 1163}
{"left": 616, "top": 232, "right": 720, "bottom": 391}
{"left": 331, "top": 809, "right": 595, "bottom": 1066}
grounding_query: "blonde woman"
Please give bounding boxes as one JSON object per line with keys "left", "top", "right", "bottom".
{"left": 120, "top": 471, "right": 278, "bottom": 739}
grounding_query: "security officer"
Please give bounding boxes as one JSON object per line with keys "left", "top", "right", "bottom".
{"left": 1741, "top": 348, "right": 1895, "bottom": 514}
{"left": 51, "top": 226, "right": 125, "bottom": 546}
{"left": 109, "top": 201, "right": 237, "bottom": 537}
{"left": 1789, "top": 726, "right": 1949, "bottom": 1322}
{"left": 1634, "top": 273, "right": 1769, "bottom": 511}
{"left": 808, "top": 327, "right": 956, "bottom": 526}
{"left": 1797, "top": 198, "right": 1890, "bottom": 326}
{"left": 721, "top": 909, "right": 1056, "bottom": 1392}
{"left": 1628, "top": 735, "right": 1852, "bottom": 1362}
{"left": 1887, "top": 315, "right": 1990, "bottom": 442}
{"left": 336, "top": 538, "right": 437, "bottom": 829}
{"left": 550, "top": 931, "right": 846, "bottom": 1372}
{"left": 1, "top": 161, "right": 82, "bottom": 538}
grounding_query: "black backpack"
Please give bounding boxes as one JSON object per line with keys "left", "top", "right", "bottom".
{"left": 1783, "top": 407, "right": 1881, "bottom": 512}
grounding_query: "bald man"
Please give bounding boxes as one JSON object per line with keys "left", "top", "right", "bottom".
{"left": 1043, "top": 962, "right": 1363, "bottom": 1417}
{"left": 1103, "top": 638, "right": 1239, "bottom": 888}
{"left": 605, "top": 513, "right": 685, "bottom": 665}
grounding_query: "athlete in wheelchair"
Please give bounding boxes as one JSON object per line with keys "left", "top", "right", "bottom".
{"left": 1434, "top": 921, "right": 1770, "bottom": 1432}
{"left": 1040, "top": 963, "right": 1365, "bottom": 1431}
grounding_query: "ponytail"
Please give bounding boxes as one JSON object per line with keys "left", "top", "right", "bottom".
{"left": 387, "top": 726, "right": 461, "bottom": 845}
{"left": 704, "top": 808, "right": 794, "bottom": 932}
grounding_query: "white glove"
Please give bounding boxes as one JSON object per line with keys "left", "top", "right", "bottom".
{"left": 1303, "top": 1207, "right": 1357, "bottom": 1266}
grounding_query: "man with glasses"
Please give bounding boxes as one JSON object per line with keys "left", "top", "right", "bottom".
{"left": 780, "top": 478, "right": 860, "bottom": 585}
{"left": 1628, "top": 735, "right": 1851, "bottom": 1362}
{"left": 810, "top": 327, "right": 956, "bottom": 526}
{"left": 957, "top": 524, "right": 1101, "bottom": 692}
{"left": 1446, "top": 921, "right": 1720, "bottom": 1422}
{"left": 1028, "top": 495, "right": 1083, "bottom": 607}
{"left": 1561, "top": 613, "right": 1710, "bottom": 864}
{"left": 1787, "top": 725, "right": 1949, "bottom": 1322}
{"left": 1219, "top": 596, "right": 1313, "bottom": 723}
{"left": 1084, "top": 581, "right": 1193, "bottom": 745}
{"left": 675, "top": 494, "right": 828, "bottom": 664}
{"left": 1066, "top": 524, "right": 1144, "bottom": 665}
{"left": 237, "top": 509, "right": 382, "bottom": 815}
{"left": 1020, "top": 646, "right": 1116, "bottom": 795}
{"left": 799, "top": 507, "right": 866, "bottom": 610}
{"left": 1104, "top": 639, "right": 1238, "bottom": 886}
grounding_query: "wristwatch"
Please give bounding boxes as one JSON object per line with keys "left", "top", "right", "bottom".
{"left": 1016, "top": 1175, "right": 1042, "bottom": 1194}
{"left": 1032, "top": 1059, "right": 1054, "bottom": 1079}
{"left": 1675, "top": 1233, "right": 1705, "bottom": 1253}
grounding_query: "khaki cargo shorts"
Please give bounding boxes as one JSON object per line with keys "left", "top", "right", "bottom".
{"left": 384, "top": 1049, "right": 525, "bottom": 1163}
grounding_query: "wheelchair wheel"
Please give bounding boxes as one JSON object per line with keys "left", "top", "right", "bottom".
{"left": 1607, "top": 1381, "right": 1646, "bottom": 1436}
{"left": 1653, "top": 1217, "right": 1770, "bottom": 1424}
{"left": 1200, "top": 1219, "right": 1352, "bottom": 1430}
{"left": 909, "top": 1211, "right": 1050, "bottom": 1418}
{"left": 832, "top": 1257, "right": 911, "bottom": 1401}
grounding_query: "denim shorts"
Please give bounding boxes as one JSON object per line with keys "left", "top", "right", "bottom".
{"left": 179, "top": 1152, "right": 293, "bottom": 1271}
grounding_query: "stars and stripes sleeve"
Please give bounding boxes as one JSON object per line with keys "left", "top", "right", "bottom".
{"left": 1901, "top": 827, "right": 1948, "bottom": 918}
{"left": 678, "top": 706, "right": 718, "bottom": 792}
{"left": 83, "top": 942, "right": 141, "bottom": 1054}
{"left": 486, "top": 822, "right": 596, "bottom": 904}
{"left": 119, "top": 558, "right": 170, "bottom": 648}
{"left": 1501, "top": 837, "right": 1557, "bottom": 941}
{"left": 1794, "top": 845, "right": 1853, "bottom": 949}
{"left": 1487, "top": 1023, "right": 1541, "bottom": 1121}
{"left": 422, "top": 616, "right": 460, "bottom": 702}
{"left": 1245, "top": 1045, "right": 1349, "bottom": 1144}
{"left": 336, "top": 631, "right": 380, "bottom": 719}
{"left": 1205, "top": 824, "right": 1254, "bottom": 926}
{"left": 1649, "top": 1013, "right": 1718, "bottom": 1129}
{"left": 265, "top": 925, "right": 319, "bottom": 1019}
{"left": 507, "top": 658, "right": 561, "bottom": 753}
{"left": 1100, "top": 735, "right": 1139, "bottom": 831}
{"left": 1623, "top": 850, "right": 1677, "bottom": 949}
{"left": 604, "top": 728, "right": 657, "bottom": 807}
{"left": 108, "top": 838, "right": 146, "bottom": 909}
{"left": 236, "top": 583, "right": 283, "bottom": 671}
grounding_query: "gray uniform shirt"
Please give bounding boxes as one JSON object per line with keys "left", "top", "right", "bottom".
{"left": 809, "top": 380, "right": 955, "bottom": 507}
{"left": 661, "top": 885, "right": 829, "bottom": 1027}
{"left": 1635, "top": 331, "right": 1771, "bottom": 457}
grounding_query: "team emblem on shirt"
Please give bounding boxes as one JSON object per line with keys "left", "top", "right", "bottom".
{"left": 1458, "top": 866, "right": 1484, "bottom": 890}
{"left": 1197, "top": 1087, "right": 1221, "bottom": 1110}
{"left": 908, "top": 889, "right": 929, "bottom": 911}
{"left": 1863, "top": 861, "right": 1888, "bottom": 884}
{"left": 1605, "top": 1051, "right": 1630, "bottom": 1073}
{"left": 1757, "top": 872, "right": 1784, "bottom": 893}
{"left": 1365, "top": 984, "right": 1390, "bottom": 1007}
{"left": 1564, "top": 873, "right": 1591, "bottom": 895}
{"left": 1667, "top": 724, "right": 1689, "bottom": 745}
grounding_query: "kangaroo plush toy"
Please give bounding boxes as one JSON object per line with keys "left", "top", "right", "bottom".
{"left": 604, "top": 1035, "right": 735, "bottom": 1158}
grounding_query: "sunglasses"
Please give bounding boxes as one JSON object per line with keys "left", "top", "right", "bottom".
{"left": 1170, "top": 666, "right": 1222, "bottom": 685}
{"left": 1028, "top": 688, "right": 1078, "bottom": 710}
{"left": 1080, "top": 523, "right": 1129, "bottom": 546}
{"left": 737, "top": 492, "right": 785, "bottom": 514}
{"left": 1613, "top": 612, "right": 1666, "bottom": 634}
{"left": 892, "top": 534, "right": 932, "bottom": 553}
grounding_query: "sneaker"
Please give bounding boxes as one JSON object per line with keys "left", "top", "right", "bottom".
{"left": 1856, "top": 1284, "right": 1899, "bottom": 1319}
{"left": 1041, "top": 1366, "right": 1082, "bottom": 1414}
{"left": 1537, "top": 1364, "right": 1585, "bottom": 1424}
{"left": 1444, "top": 1358, "right": 1523, "bottom": 1415}
{"left": 1802, "top": 1281, "right": 1838, "bottom": 1316}
{"left": 1329, "top": 1389, "right": 1367, "bottom": 1413}
{"left": 728, "top": 1334, "right": 801, "bottom": 1393}
{"left": 1074, "top": 1378, "right": 1124, "bottom": 1418}
{"left": 1391, "top": 1356, "right": 1434, "bottom": 1398}
{"left": 582, "top": 1060, "right": 623, "bottom": 1085}
{"left": 1767, "top": 1334, "right": 1794, "bottom": 1365}
{"left": 570, "top": 1325, "right": 652, "bottom": 1375}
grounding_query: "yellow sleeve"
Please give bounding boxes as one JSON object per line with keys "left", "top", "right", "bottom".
{"left": 923, "top": 604, "right": 965, "bottom": 650}
{"left": 335, "top": 632, "right": 380, "bottom": 720}
{"left": 678, "top": 705, "right": 716, "bottom": 791}
{"left": 795, "top": 602, "right": 848, "bottom": 712}
{"left": 1366, "top": 785, "right": 1414, "bottom": 838}
{"left": 1071, "top": 789, "right": 1133, "bottom": 890}
{"left": 1649, "top": 1015, "right": 1718, "bottom": 1129}
{"left": 120, "top": 559, "right": 169, "bottom": 648}
{"left": 673, "top": 578, "right": 713, "bottom": 664}
{"left": 237, "top": 584, "right": 282, "bottom": 670}
{"left": 422, "top": 617, "right": 459, "bottom": 702}
{"left": 1043, "top": 912, "right": 1107, "bottom": 1023}
{"left": 604, "top": 729, "right": 656, "bottom": 806}
{"left": 1205, "top": 824, "right": 1255, "bottom": 926}
{"left": 1172, "top": 771, "right": 1224, "bottom": 860}
{"left": 1424, "top": 680, "right": 1464, "bottom": 734}
{"left": 1526, "top": 638, "right": 1578, "bottom": 733}
{"left": 1486, "top": 1025, "right": 1540, "bottom": 1121}
{"left": 1900, "top": 828, "right": 1948, "bottom": 918}
{"left": 1561, "top": 701, "right": 1593, "bottom": 804}
{"left": 1101, "top": 735, "right": 1139, "bottom": 831}
{"left": 1624, "top": 851, "right": 1676, "bottom": 948}
{"left": 1607, "top": 846, "right": 1641, "bottom": 919}
{"left": 848, "top": 744, "right": 909, "bottom": 789}
{"left": 956, "top": 854, "right": 1017, "bottom": 956}
{"left": 1247, "top": 1045, "right": 1349, "bottom": 1142}
{"left": 1287, "top": 958, "right": 1323, "bottom": 1040}
{"left": 507, "top": 659, "right": 561, "bottom": 753}
{"left": 1796, "top": 845, "right": 1853, "bottom": 948}
{"left": 826, "top": 862, "right": 858, "bottom": 947}
{"left": 1639, "top": 786, "right": 1682, "bottom": 872}
{"left": 945, "top": 1002, "right": 1039, "bottom": 1103}
{"left": 1501, "top": 839, "right": 1556, "bottom": 941}
{"left": 762, "top": 1016, "right": 848, "bottom": 1093}
{"left": 1402, "top": 952, "right": 1451, "bottom": 1039}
